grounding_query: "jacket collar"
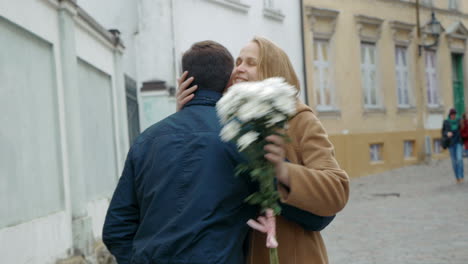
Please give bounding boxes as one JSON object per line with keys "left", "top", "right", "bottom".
{"left": 184, "top": 90, "right": 223, "bottom": 108}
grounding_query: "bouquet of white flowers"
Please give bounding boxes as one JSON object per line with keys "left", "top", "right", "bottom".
{"left": 216, "top": 77, "right": 297, "bottom": 264}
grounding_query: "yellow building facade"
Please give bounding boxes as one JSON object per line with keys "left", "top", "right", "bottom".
{"left": 302, "top": 0, "right": 468, "bottom": 177}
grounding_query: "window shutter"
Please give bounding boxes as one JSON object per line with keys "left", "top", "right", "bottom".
{"left": 425, "top": 51, "right": 439, "bottom": 106}
{"left": 314, "top": 40, "right": 333, "bottom": 109}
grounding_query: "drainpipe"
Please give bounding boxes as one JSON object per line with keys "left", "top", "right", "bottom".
{"left": 299, "top": 0, "right": 309, "bottom": 105}
{"left": 416, "top": 0, "right": 421, "bottom": 38}
{"left": 415, "top": 0, "right": 428, "bottom": 162}
{"left": 170, "top": 0, "right": 178, "bottom": 89}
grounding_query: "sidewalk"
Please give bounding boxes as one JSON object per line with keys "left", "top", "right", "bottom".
{"left": 322, "top": 158, "right": 468, "bottom": 264}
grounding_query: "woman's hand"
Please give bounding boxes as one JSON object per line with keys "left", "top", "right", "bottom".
{"left": 176, "top": 71, "right": 198, "bottom": 111}
{"left": 264, "top": 135, "right": 289, "bottom": 187}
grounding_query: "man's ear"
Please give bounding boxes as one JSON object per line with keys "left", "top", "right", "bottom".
{"left": 223, "top": 75, "right": 234, "bottom": 94}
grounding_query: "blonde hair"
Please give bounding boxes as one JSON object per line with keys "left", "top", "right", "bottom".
{"left": 252, "top": 36, "right": 300, "bottom": 92}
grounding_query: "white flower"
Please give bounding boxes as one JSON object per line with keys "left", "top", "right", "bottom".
{"left": 217, "top": 97, "right": 239, "bottom": 124}
{"left": 216, "top": 77, "right": 297, "bottom": 140}
{"left": 237, "top": 131, "right": 259, "bottom": 151}
{"left": 272, "top": 95, "right": 296, "bottom": 116}
{"left": 238, "top": 100, "right": 273, "bottom": 122}
{"left": 220, "top": 120, "right": 241, "bottom": 142}
{"left": 266, "top": 113, "right": 287, "bottom": 127}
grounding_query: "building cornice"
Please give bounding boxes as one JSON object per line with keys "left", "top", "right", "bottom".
{"left": 305, "top": 6, "right": 340, "bottom": 39}
{"left": 390, "top": 21, "right": 416, "bottom": 32}
{"left": 355, "top": 15, "right": 384, "bottom": 27}
{"left": 205, "top": 0, "right": 250, "bottom": 13}
{"left": 263, "top": 8, "right": 285, "bottom": 22}
{"left": 380, "top": 0, "right": 468, "bottom": 19}
{"left": 58, "top": 0, "right": 78, "bottom": 16}
{"left": 355, "top": 15, "right": 384, "bottom": 42}
{"left": 305, "top": 6, "right": 339, "bottom": 20}
{"left": 446, "top": 21, "right": 468, "bottom": 40}
{"left": 390, "top": 20, "right": 416, "bottom": 46}
{"left": 76, "top": 6, "right": 124, "bottom": 50}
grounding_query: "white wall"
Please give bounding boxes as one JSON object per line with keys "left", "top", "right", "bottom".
{"left": 136, "top": 0, "right": 305, "bottom": 130}
{"left": 140, "top": 92, "right": 177, "bottom": 130}
{"left": 172, "top": 0, "right": 305, "bottom": 93}
{"left": 136, "top": 0, "right": 176, "bottom": 86}
{"left": 0, "top": 14, "right": 64, "bottom": 227}
{"left": 0, "top": 212, "right": 71, "bottom": 264}
{"left": 77, "top": 0, "right": 305, "bottom": 131}
{"left": 0, "top": 1, "right": 73, "bottom": 263}
{"left": 0, "top": 0, "right": 128, "bottom": 262}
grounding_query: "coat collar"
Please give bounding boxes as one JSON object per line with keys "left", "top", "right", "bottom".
{"left": 184, "top": 90, "right": 222, "bottom": 108}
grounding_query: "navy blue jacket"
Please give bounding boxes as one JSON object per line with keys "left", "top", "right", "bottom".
{"left": 103, "top": 90, "right": 257, "bottom": 264}
{"left": 103, "top": 90, "right": 336, "bottom": 264}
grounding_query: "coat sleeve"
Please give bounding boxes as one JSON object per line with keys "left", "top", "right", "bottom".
{"left": 441, "top": 120, "right": 448, "bottom": 137}
{"left": 102, "top": 148, "right": 140, "bottom": 264}
{"left": 460, "top": 121, "right": 468, "bottom": 139}
{"left": 280, "top": 201, "right": 335, "bottom": 231}
{"left": 277, "top": 111, "right": 350, "bottom": 217}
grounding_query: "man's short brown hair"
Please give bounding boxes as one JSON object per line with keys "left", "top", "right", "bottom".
{"left": 182, "top": 41, "right": 234, "bottom": 93}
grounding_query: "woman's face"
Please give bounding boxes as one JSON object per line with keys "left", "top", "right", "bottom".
{"left": 231, "top": 41, "right": 260, "bottom": 84}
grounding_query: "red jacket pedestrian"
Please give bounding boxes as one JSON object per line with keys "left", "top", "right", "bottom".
{"left": 460, "top": 113, "right": 468, "bottom": 151}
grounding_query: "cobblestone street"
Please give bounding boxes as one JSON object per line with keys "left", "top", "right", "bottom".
{"left": 322, "top": 158, "right": 468, "bottom": 264}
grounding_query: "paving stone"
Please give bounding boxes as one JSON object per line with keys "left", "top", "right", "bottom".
{"left": 322, "top": 159, "right": 468, "bottom": 264}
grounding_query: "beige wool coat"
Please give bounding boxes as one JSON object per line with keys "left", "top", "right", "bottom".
{"left": 247, "top": 102, "right": 350, "bottom": 264}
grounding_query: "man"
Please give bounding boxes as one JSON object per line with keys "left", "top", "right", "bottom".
{"left": 442, "top": 108, "right": 464, "bottom": 183}
{"left": 102, "top": 41, "right": 257, "bottom": 264}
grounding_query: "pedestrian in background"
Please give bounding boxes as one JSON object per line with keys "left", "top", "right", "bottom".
{"left": 460, "top": 112, "right": 468, "bottom": 158}
{"left": 442, "top": 108, "right": 464, "bottom": 183}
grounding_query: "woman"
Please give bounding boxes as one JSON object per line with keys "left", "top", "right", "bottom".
{"left": 177, "top": 37, "right": 349, "bottom": 264}
{"left": 442, "top": 108, "right": 464, "bottom": 183}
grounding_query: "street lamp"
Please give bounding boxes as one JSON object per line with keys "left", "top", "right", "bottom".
{"left": 418, "top": 11, "right": 443, "bottom": 56}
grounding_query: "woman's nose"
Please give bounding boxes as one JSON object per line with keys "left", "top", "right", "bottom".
{"left": 235, "top": 65, "right": 245, "bottom": 73}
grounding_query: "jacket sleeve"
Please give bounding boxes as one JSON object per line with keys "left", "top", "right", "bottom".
{"left": 277, "top": 112, "right": 350, "bottom": 217}
{"left": 441, "top": 120, "right": 448, "bottom": 137}
{"left": 102, "top": 148, "right": 140, "bottom": 264}
{"left": 460, "top": 121, "right": 468, "bottom": 139}
{"left": 280, "top": 201, "right": 335, "bottom": 231}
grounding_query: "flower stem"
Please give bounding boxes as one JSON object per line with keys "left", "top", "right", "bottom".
{"left": 269, "top": 248, "right": 279, "bottom": 264}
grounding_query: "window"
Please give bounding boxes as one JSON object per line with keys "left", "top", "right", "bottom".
{"left": 395, "top": 46, "right": 411, "bottom": 107}
{"left": 425, "top": 50, "right": 439, "bottom": 107}
{"left": 262, "top": 0, "right": 283, "bottom": 21}
{"left": 361, "top": 43, "right": 379, "bottom": 107}
{"left": 404, "top": 140, "right": 415, "bottom": 159}
{"left": 370, "top": 143, "right": 383, "bottom": 162}
{"left": 433, "top": 139, "right": 442, "bottom": 154}
{"left": 422, "top": 0, "right": 433, "bottom": 7}
{"left": 314, "top": 39, "right": 334, "bottom": 110}
{"left": 264, "top": 0, "right": 274, "bottom": 8}
{"left": 449, "top": 0, "right": 459, "bottom": 10}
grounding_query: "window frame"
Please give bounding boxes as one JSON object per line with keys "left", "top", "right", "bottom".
{"left": 403, "top": 140, "right": 415, "bottom": 159}
{"left": 361, "top": 42, "right": 380, "bottom": 108}
{"left": 425, "top": 50, "right": 440, "bottom": 108}
{"left": 370, "top": 143, "right": 384, "bottom": 162}
{"left": 313, "top": 38, "right": 336, "bottom": 111}
{"left": 449, "top": 0, "right": 459, "bottom": 10}
{"left": 395, "top": 45, "right": 412, "bottom": 108}
{"left": 433, "top": 138, "right": 442, "bottom": 154}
